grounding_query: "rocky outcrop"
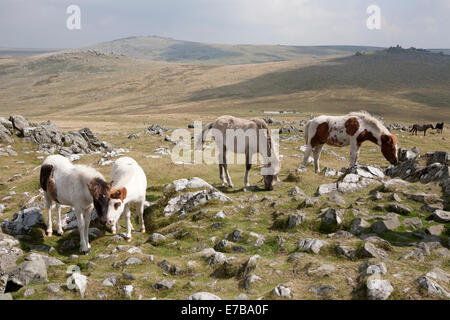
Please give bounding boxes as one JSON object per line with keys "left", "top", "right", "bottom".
{"left": 316, "top": 164, "right": 384, "bottom": 196}
{"left": 2, "top": 115, "right": 112, "bottom": 159}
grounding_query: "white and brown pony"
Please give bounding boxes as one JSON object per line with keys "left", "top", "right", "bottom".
{"left": 40, "top": 155, "right": 111, "bottom": 254}
{"left": 302, "top": 111, "right": 398, "bottom": 173}
{"left": 103, "top": 157, "right": 147, "bottom": 242}
{"left": 196, "top": 115, "right": 280, "bottom": 190}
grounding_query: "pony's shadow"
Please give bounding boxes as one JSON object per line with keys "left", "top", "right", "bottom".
{"left": 213, "top": 183, "right": 265, "bottom": 194}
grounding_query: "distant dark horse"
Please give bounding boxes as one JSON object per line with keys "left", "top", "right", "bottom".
{"left": 435, "top": 122, "right": 444, "bottom": 134}
{"left": 410, "top": 124, "right": 434, "bottom": 136}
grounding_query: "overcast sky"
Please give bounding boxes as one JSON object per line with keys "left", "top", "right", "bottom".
{"left": 1, "top": 0, "right": 449, "bottom": 49}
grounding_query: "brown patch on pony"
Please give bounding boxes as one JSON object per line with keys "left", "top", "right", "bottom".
{"left": 356, "top": 129, "right": 378, "bottom": 146}
{"left": 311, "top": 122, "right": 329, "bottom": 147}
{"left": 381, "top": 134, "right": 398, "bottom": 164}
{"left": 345, "top": 117, "right": 360, "bottom": 136}
{"left": 87, "top": 178, "right": 112, "bottom": 221}
{"left": 110, "top": 187, "right": 127, "bottom": 202}
{"left": 87, "top": 178, "right": 112, "bottom": 199}
{"left": 40, "top": 164, "right": 59, "bottom": 203}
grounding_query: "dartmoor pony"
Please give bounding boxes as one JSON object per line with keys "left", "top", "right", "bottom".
{"left": 302, "top": 111, "right": 398, "bottom": 173}
{"left": 40, "top": 155, "right": 110, "bottom": 254}
{"left": 435, "top": 122, "right": 444, "bottom": 134}
{"left": 104, "top": 157, "right": 147, "bottom": 242}
{"left": 410, "top": 124, "right": 434, "bottom": 136}
{"left": 196, "top": 115, "right": 280, "bottom": 190}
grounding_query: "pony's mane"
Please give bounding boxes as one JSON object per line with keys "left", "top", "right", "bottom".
{"left": 348, "top": 111, "right": 389, "bottom": 134}
{"left": 75, "top": 164, "right": 105, "bottom": 181}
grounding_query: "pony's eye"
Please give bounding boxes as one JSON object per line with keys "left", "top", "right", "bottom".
{"left": 114, "top": 202, "right": 120, "bottom": 210}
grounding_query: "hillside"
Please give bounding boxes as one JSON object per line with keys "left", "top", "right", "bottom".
{"left": 83, "top": 36, "right": 383, "bottom": 65}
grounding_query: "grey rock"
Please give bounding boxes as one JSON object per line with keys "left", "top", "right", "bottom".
{"left": 214, "top": 239, "right": 233, "bottom": 252}
{"left": 309, "top": 285, "right": 336, "bottom": 296}
{"left": 208, "top": 252, "right": 228, "bottom": 266}
{"left": 272, "top": 284, "right": 292, "bottom": 298}
{"left": 70, "top": 273, "right": 88, "bottom": 298}
{"left": 149, "top": 233, "right": 166, "bottom": 243}
{"left": 366, "top": 277, "right": 394, "bottom": 300}
{"left": 244, "top": 274, "right": 262, "bottom": 289}
{"left": 336, "top": 244, "right": 355, "bottom": 259}
{"left": 46, "top": 283, "right": 61, "bottom": 294}
{"left": 187, "top": 292, "right": 221, "bottom": 300}
{"left": 371, "top": 215, "right": 400, "bottom": 234}
{"left": 230, "top": 229, "right": 243, "bottom": 242}
{"left": 102, "top": 274, "right": 118, "bottom": 287}
{"left": 297, "top": 238, "right": 327, "bottom": 254}
{"left": 321, "top": 208, "right": 343, "bottom": 226}
{"left": 152, "top": 279, "right": 176, "bottom": 290}
{"left": 287, "top": 253, "right": 304, "bottom": 262}
{"left": 123, "top": 285, "right": 133, "bottom": 299}
{"left": 0, "top": 293, "right": 12, "bottom": 300}
{"left": 163, "top": 189, "right": 231, "bottom": 217}
{"left": 9, "top": 115, "right": 30, "bottom": 136}
{"left": 349, "top": 218, "right": 370, "bottom": 235}
{"left": 1, "top": 207, "right": 44, "bottom": 235}
{"left": 25, "top": 253, "right": 64, "bottom": 267}
{"left": 287, "top": 213, "right": 306, "bottom": 229}
{"left": 416, "top": 276, "right": 450, "bottom": 298}
{"left": 426, "top": 224, "right": 445, "bottom": 236}
{"left": 0, "top": 245, "right": 23, "bottom": 273}
{"left": 23, "top": 287, "right": 35, "bottom": 297}
{"left": 359, "top": 242, "right": 389, "bottom": 259}
{"left": 8, "top": 259, "right": 48, "bottom": 288}
{"left": 387, "top": 203, "right": 412, "bottom": 215}
{"left": 428, "top": 210, "right": 450, "bottom": 223}
{"left": 403, "top": 217, "right": 423, "bottom": 230}
{"left": 407, "top": 192, "right": 438, "bottom": 204}
{"left": 122, "top": 257, "right": 142, "bottom": 266}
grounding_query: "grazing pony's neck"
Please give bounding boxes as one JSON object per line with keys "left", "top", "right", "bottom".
{"left": 349, "top": 111, "right": 390, "bottom": 145}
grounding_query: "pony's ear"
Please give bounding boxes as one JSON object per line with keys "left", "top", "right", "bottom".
{"left": 110, "top": 187, "right": 127, "bottom": 201}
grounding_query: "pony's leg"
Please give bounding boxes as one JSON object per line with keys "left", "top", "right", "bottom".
{"left": 302, "top": 145, "right": 312, "bottom": 168}
{"left": 75, "top": 209, "right": 88, "bottom": 254}
{"left": 244, "top": 152, "right": 251, "bottom": 189}
{"left": 137, "top": 200, "right": 146, "bottom": 233}
{"left": 313, "top": 145, "right": 323, "bottom": 173}
{"left": 55, "top": 203, "right": 63, "bottom": 236}
{"left": 350, "top": 142, "right": 360, "bottom": 167}
{"left": 44, "top": 194, "right": 53, "bottom": 237}
{"left": 218, "top": 150, "right": 227, "bottom": 186}
{"left": 222, "top": 151, "right": 233, "bottom": 188}
{"left": 124, "top": 204, "right": 132, "bottom": 242}
{"left": 83, "top": 207, "right": 92, "bottom": 251}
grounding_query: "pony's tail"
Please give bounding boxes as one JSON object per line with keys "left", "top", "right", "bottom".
{"left": 195, "top": 122, "right": 213, "bottom": 150}
{"left": 304, "top": 120, "right": 311, "bottom": 145}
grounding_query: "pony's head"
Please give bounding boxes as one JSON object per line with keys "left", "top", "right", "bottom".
{"left": 262, "top": 154, "right": 281, "bottom": 191}
{"left": 381, "top": 134, "right": 398, "bottom": 165}
{"left": 105, "top": 187, "right": 128, "bottom": 227}
{"left": 87, "top": 178, "right": 113, "bottom": 224}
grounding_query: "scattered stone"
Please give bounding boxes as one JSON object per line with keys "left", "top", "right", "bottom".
{"left": 272, "top": 284, "right": 292, "bottom": 299}
{"left": 46, "top": 283, "right": 61, "bottom": 294}
{"left": 123, "top": 285, "right": 133, "bottom": 299}
{"left": 297, "top": 238, "right": 327, "bottom": 254}
{"left": 350, "top": 218, "right": 370, "bottom": 235}
{"left": 426, "top": 224, "right": 445, "bottom": 236}
{"left": 371, "top": 215, "right": 400, "bottom": 234}
{"left": 244, "top": 274, "right": 262, "bottom": 290}
{"left": 152, "top": 279, "right": 176, "bottom": 290}
{"left": 187, "top": 292, "right": 221, "bottom": 300}
{"left": 149, "top": 233, "right": 166, "bottom": 243}
{"left": 366, "top": 276, "right": 394, "bottom": 300}
{"left": 387, "top": 203, "right": 412, "bottom": 215}
{"left": 416, "top": 276, "right": 450, "bottom": 299}
{"left": 309, "top": 285, "right": 336, "bottom": 296}
{"left": 428, "top": 210, "right": 450, "bottom": 223}
{"left": 102, "top": 274, "right": 118, "bottom": 287}
{"left": 321, "top": 208, "right": 343, "bottom": 226}
{"left": 287, "top": 213, "right": 306, "bottom": 229}
{"left": 1, "top": 207, "right": 44, "bottom": 235}
{"left": 70, "top": 273, "right": 88, "bottom": 298}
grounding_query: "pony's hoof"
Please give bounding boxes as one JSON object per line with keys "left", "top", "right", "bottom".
{"left": 80, "top": 248, "right": 91, "bottom": 255}
{"left": 46, "top": 231, "right": 53, "bottom": 237}
{"left": 111, "top": 229, "right": 116, "bottom": 235}
{"left": 229, "top": 184, "right": 234, "bottom": 189}
{"left": 55, "top": 231, "right": 64, "bottom": 237}
{"left": 140, "top": 228, "right": 146, "bottom": 233}
{"left": 125, "top": 237, "right": 132, "bottom": 243}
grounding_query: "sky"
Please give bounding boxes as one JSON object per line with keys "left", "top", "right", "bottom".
{"left": 1, "top": 0, "right": 449, "bottom": 49}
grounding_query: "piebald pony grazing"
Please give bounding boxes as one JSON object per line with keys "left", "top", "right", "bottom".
{"left": 104, "top": 157, "right": 147, "bottom": 242}
{"left": 40, "top": 155, "right": 111, "bottom": 254}
{"left": 302, "top": 112, "right": 398, "bottom": 173}
{"left": 196, "top": 115, "right": 280, "bottom": 190}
